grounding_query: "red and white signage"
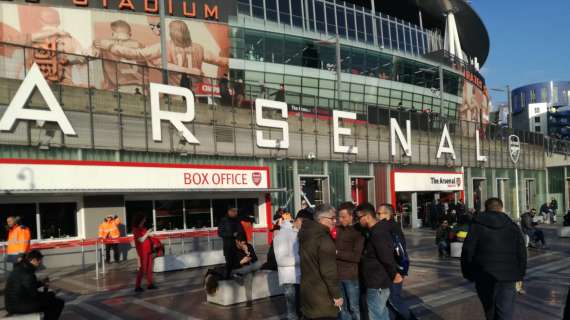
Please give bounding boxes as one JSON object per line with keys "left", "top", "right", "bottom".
{"left": 0, "top": 159, "right": 270, "bottom": 192}
{"left": 393, "top": 170, "right": 464, "bottom": 192}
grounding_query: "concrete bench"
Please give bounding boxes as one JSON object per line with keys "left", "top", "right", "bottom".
{"left": 2, "top": 313, "right": 43, "bottom": 319}
{"left": 152, "top": 250, "right": 225, "bottom": 272}
{"left": 450, "top": 242, "right": 463, "bottom": 258}
{"left": 206, "top": 270, "right": 283, "bottom": 306}
{"left": 558, "top": 227, "right": 570, "bottom": 238}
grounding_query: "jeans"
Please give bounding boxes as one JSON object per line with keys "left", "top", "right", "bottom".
{"left": 475, "top": 279, "right": 516, "bottom": 320}
{"left": 367, "top": 287, "right": 390, "bottom": 320}
{"left": 339, "top": 280, "right": 361, "bottom": 320}
{"left": 282, "top": 283, "right": 299, "bottom": 320}
{"left": 437, "top": 241, "right": 449, "bottom": 256}
{"left": 389, "top": 282, "right": 412, "bottom": 319}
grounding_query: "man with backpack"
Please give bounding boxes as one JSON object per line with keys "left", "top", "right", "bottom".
{"left": 378, "top": 204, "right": 415, "bottom": 320}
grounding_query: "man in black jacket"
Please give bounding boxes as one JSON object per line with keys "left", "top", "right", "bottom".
{"left": 218, "top": 207, "right": 245, "bottom": 279}
{"left": 336, "top": 202, "right": 364, "bottom": 320}
{"left": 356, "top": 203, "right": 399, "bottom": 320}
{"left": 299, "top": 204, "right": 343, "bottom": 320}
{"left": 461, "top": 198, "right": 527, "bottom": 320}
{"left": 5, "top": 250, "right": 65, "bottom": 320}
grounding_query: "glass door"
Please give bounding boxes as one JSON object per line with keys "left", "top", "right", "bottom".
{"left": 300, "top": 176, "right": 330, "bottom": 209}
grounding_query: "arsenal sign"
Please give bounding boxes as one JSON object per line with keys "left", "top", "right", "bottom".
{"left": 509, "top": 135, "right": 520, "bottom": 164}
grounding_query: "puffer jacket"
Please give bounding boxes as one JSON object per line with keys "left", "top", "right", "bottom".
{"left": 273, "top": 221, "right": 301, "bottom": 285}
{"left": 298, "top": 219, "right": 342, "bottom": 319}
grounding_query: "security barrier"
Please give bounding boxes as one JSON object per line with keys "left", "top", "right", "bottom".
{"left": 1, "top": 228, "right": 269, "bottom": 279}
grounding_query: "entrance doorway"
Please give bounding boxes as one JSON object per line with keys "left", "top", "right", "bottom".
{"left": 350, "top": 177, "right": 374, "bottom": 206}
{"left": 299, "top": 175, "right": 330, "bottom": 209}
{"left": 472, "top": 178, "right": 487, "bottom": 213}
{"left": 524, "top": 179, "right": 536, "bottom": 212}
{"left": 395, "top": 191, "right": 457, "bottom": 229}
{"left": 496, "top": 178, "right": 510, "bottom": 214}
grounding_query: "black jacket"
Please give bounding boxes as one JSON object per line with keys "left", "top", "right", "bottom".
{"left": 230, "top": 243, "right": 257, "bottom": 269}
{"left": 335, "top": 225, "right": 364, "bottom": 280}
{"left": 218, "top": 216, "right": 245, "bottom": 247}
{"left": 389, "top": 219, "right": 406, "bottom": 250}
{"left": 299, "top": 219, "right": 341, "bottom": 319}
{"left": 461, "top": 211, "right": 527, "bottom": 282}
{"left": 361, "top": 220, "right": 398, "bottom": 289}
{"left": 5, "top": 260, "right": 42, "bottom": 314}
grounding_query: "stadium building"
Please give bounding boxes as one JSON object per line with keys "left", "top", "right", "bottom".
{"left": 0, "top": 0, "right": 555, "bottom": 266}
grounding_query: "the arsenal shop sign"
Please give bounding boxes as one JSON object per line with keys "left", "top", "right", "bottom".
{"left": 0, "top": 159, "right": 270, "bottom": 192}
{"left": 393, "top": 171, "right": 464, "bottom": 192}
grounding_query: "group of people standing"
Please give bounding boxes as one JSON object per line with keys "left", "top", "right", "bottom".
{"left": 270, "top": 202, "right": 414, "bottom": 320}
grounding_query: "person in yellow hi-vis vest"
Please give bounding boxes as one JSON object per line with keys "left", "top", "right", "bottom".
{"left": 98, "top": 215, "right": 120, "bottom": 264}
{"left": 6, "top": 216, "right": 31, "bottom": 271}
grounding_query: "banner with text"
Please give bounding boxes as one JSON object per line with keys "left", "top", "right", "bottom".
{"left": 0, "top": 160, "right": 270, "bottom": 191}
{"left": 393, "top": 171, "right": 464, "bottom": 192}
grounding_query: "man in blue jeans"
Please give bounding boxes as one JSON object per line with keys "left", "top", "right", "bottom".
{"left": 336, "top": 202, "right": 365, "bottom": 320}
{"left": 356, "top": 203, "right": 400, "bottom": 320}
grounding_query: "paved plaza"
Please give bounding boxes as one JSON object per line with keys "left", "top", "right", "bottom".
{"left": 2, "top": 225, "right": 569, "bottom": 320}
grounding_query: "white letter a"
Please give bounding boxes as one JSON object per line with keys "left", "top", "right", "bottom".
{"left": 0, "top": 63, "right": 76, "bottom": 135}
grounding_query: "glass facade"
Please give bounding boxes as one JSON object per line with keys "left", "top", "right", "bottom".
{"left": 236, "top": 0, "right": 441, "bottom": 57}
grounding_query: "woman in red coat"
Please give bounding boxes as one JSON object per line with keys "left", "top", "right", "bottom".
{"left": 132, "top": 213, "right": 157, "bottom": 292}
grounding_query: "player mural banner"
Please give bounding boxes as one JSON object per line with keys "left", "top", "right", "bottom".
{"left": 0, "top": 2, "right": 230, "bottom": 94}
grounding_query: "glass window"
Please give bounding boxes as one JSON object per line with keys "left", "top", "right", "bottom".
{"left": 540, "top": 87, "right": 547, "bottom": 102}
{"left": 39, "top": 202, "right": 77, "bottom": 239}
{"left": 410, "top": 27, "right": 418, "bottom": 54}
{"left": 252, "top": 0, "right": 264, "bottom": 19}
{"left": 315, "top": 1, "right": 326, "bottom": 33}
{"left": 264, "top": 32, "right": 284, "bottom": 64}
{"left": 404, "top": 26, "right": 412, "bottom": 53}
{"left": 0, "top": 203, "right": 38, "bottom": 240}
{"left": 266, "top": 0, "right": 278, "bottom": 21}
{"left": 212, "top": 199, "right": 236, "bottom": 227}
{"left": 291, "top": 0, "right": 303, "bottom": 28}
{"left": 350, "top": 48, "right": 366, "bottom": 75}
{"left": 326, "top": 4, "right": 336, "bottom": 35}
{"left": 237, "top": 0, "right": 250, "bottom": 15}
{"left": 126, "top": 201, "right": 153, "bottom": 233}
{"left": 553, "top": 86, "right": 559, "bottom": 103}
{"left": 365, "top": 14, "right": 374, "bottom": 44}
{"left": 356, "top": 12, "right": 365, "bottom": 41}
{"left": 244, "top": 29, "right": 265, "bottom": 62}
{"left": 336, "top": 7, "right": 347, "bottom": 38}
{"left": 306, "top": 0, "right": 314, "bottom": 31}
{"left": 418, "top": 31, "right": 425, "bottom": 54}
{"left": 390, "top": 21, "right": 398, "bottom": 49}
{"left": 346, "top": 9, "right": 356, "bottom": 40}
{"left": 185, "top": 200, "right": 212, "bottom": 229}
{"left": 154, "top": 200, "right": 183, "bottom": 231}
{"left": 397, "top": 24, "right": 405, "bottom": 51}
{"left": 279, "top": 0, "right": 291, "bottom": 25}
{"left": 283, "top": 35, "right": 306, "bottom": 66}
{"left": 382, "top": 19, "right": 390, "bottom": 49}
{"left": 530, "top": 89, "right": 536, "bottom": 103}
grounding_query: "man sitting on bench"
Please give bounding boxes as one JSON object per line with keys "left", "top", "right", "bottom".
{"left": 4, "top": 250, "right": 65, "bottom": 320}
{"left": 205, "top": 235, "right": 261, "bottom": 294}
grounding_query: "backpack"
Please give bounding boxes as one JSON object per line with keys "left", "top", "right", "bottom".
{"left": 391, "top": 232, "right": 410, "bottom": 276}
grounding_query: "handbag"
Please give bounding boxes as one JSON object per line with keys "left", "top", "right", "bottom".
{"left": 149, "top": 236, "right": 164, "bottom": 257}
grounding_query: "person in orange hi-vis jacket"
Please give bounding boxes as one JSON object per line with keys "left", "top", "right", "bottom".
{"left": 6, "top": 216, "right": 31, "bottom": 271}
{"left": 98, "top": 215, "right": 120, "bottom": 264}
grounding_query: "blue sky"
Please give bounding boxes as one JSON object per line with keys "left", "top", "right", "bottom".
{"left": 471, "top": 0, "right": 570, "bottom": 104}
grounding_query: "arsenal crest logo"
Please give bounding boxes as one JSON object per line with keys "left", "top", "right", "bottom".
{"left": 252, "top": 172, "right": 262, "bottom": 186}
{"left": 508, "top": 135, "right": 520, "bottom": 164}
{"left": 456, "top": 177, "right": 462, "bottom": 187}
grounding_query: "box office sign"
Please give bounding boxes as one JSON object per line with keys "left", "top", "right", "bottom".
{"left": 0, "top": 159, "right": 270, "bottom": 191}
{"left": 393, "top": 171, "right": 464, "bottom": 192}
